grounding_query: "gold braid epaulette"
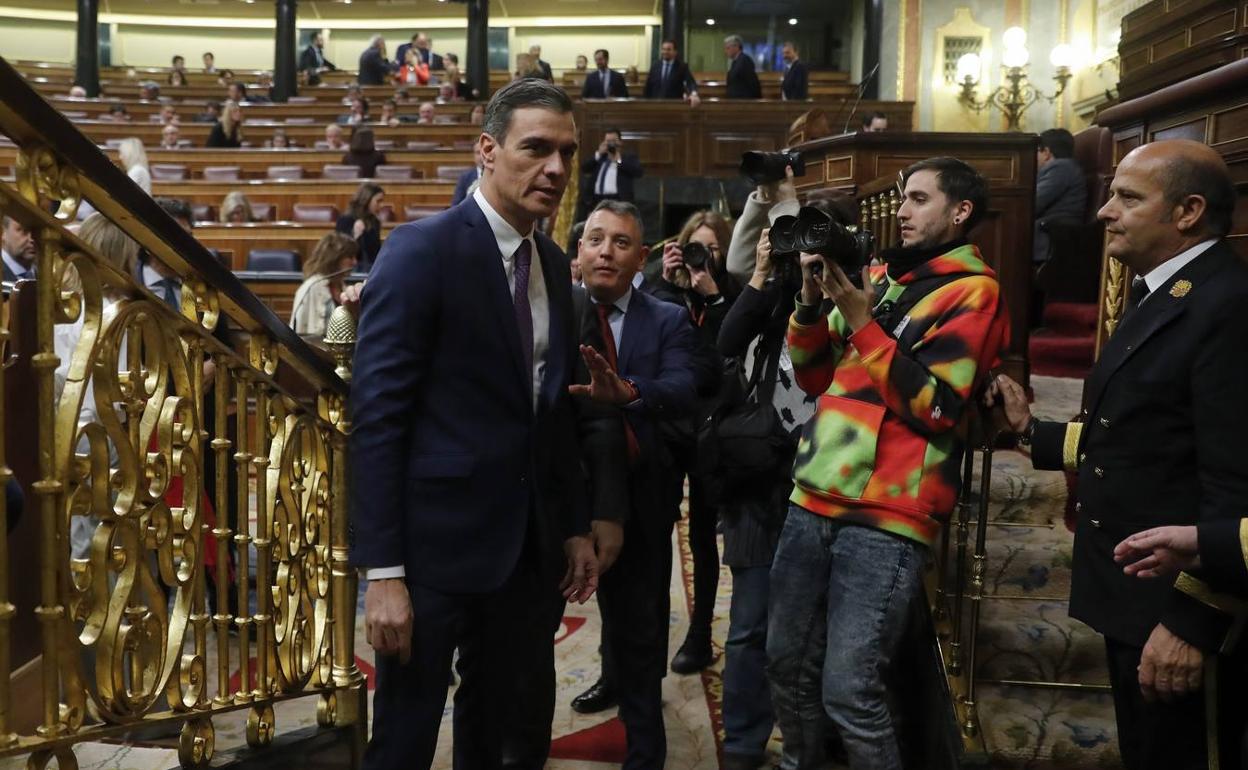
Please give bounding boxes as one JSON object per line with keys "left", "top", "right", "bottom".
{"left": 1061, "top": 422, "right": 1083, "bottom": 471}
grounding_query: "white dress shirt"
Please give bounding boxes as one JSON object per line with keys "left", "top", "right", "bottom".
{"left": 142, "top": 263, "right": 182, "bottom": 307}
{"left": 590, "top": 287, "right": 633, "bottom": 349}
{"left": 2, "top": 250, "right": 32, "bottom": 280}
{"left": 1139, "top": 238, "right": 1216, "bottom": 300}
{"left": 595, "top": 154, "right": 619, "bottom": 196}
{"left": 365, "top": 189, "right": 552, "bottom": 582}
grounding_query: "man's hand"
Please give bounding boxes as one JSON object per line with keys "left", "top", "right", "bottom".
{"left": 568, "top": 345, "right": 637, "bottom": 404}
{"left": 661, "top": 242, "right": 685, "bottom": 284}
{"left": 985, "top": 374, "right": 1032, "bottom": 434}
{"left": 365, "top": 578, "right": 413, "bottom": 664}
{"left": 352, "top": 218, "right": 367, "bottom": 239}
{"left": 339, "top": 282, "right": 364, "bottom": 318}
{"left": 1139, "top": 623, "right": 1203, "bottom": 703}
{"left": 597, "top": 140, "right": 610, "bottom": 157}
{"left": 820, "top": 263, "right": 876, "bottom": 332}
{"left": 1114, "top": 526, "right": 1201, "bottom": 578}
{"left": 798, "top": 251, "right": 827, "bottom": 305}
{"left": 688, "top": 264, "right": 719, "bottom": 297}
{"left": 592, "top": 520, "right": 625, "bottom": 575}
{"left": 750, "top": 228, "right": 774, "bottom": 290}
{"left": 560, "top": 535, "right": 599, "bottom": 603}
{"left": 687, "top": 92, "right": 701, "bottom": 108}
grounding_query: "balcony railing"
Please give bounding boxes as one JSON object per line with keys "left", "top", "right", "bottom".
{"left": 0, "top": 54, "right": 363, "bottom": 769}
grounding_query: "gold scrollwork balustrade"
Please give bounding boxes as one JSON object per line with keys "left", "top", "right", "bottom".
{"left": 0, "top": 52, "right": 362, "bottom": 770}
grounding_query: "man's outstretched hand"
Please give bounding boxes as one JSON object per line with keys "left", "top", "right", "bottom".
{"left": 1114, "top": 526, "right": 1201, "bottom": 578}
{"left": 568, "top": 345, "right": 637, "bottom": 404}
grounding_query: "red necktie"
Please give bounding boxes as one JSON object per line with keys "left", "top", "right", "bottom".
{"left": 596, "top": 303, "right": 641, "bottom": 464}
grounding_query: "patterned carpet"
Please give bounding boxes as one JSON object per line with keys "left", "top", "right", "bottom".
{"left": 12, "top": 375, "right": 1129, "bottom": 770}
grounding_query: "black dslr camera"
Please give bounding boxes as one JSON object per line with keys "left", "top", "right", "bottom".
{"left": 681, "top": 240, "right": 712, "bottom": 270}
{"left": 770, "top": 206, "right": 875, "bottom": 286}
{"left": 740, "top": 149, "right": 806, "bottom": 185}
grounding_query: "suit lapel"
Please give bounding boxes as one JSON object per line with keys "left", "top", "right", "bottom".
{"left": 617, "top": 289, "right": 649, "bottom": 375}
{"left": 536, "top": 236, "right": 569, "bottom": 410}
{"left": 464, "top": 199, "right": 530, "bottom": 393}
{"left": 1084, "top": 243, "right": 1226, "bottom": 417}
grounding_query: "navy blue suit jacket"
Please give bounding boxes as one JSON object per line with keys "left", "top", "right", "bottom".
{"left": 782, "top": 60, "right": 809, "bottom": 100}
{"left": 450, "top": 167, "right": 478, "bottom": 206}
{"left": 349, "top": 197, "right": 588, "bottom": 593}
{"left": 581, "top": 69, "right": 629, "bottom": 99}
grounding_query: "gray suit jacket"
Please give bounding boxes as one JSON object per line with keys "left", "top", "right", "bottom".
{"left": 1034, "top": 157, "right": 1087, "bottom": 262}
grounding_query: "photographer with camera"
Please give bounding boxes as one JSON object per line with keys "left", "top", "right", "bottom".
{"left": 579, "top": 128, "right": 643, "bottom": 219}
{"left": 767, "top": 157, "right": 1009, "bottom": 770}
{"left": 713, "top": 162, "right": 862, "bottom": 770}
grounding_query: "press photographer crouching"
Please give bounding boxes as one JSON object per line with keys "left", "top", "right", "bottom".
{"left": 655, "top": 211, "right": 743, "bottom": 672}
{"left": 713, "top": 155, "right": 863, "bottom": 770}
{"left": 767, "top": 156, "right": 1010, "bottom": 770}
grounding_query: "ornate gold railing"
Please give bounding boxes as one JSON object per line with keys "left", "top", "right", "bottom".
{"left": 0, "top": 55, "right": 362, "bottom": 769}
{"left": 856, "top": 178, "right": 903, "bottom": 257}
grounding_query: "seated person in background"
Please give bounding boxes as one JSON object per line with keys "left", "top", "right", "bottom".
{"left": 339, "top": 96, "right": 369, "bottom": 126}
{"left": 168, "top": 69, "right": 188, "bottom": 87}
{"left": 202, "top": 51, "right": 216, "bottom": 74}
{"left": 860, "top": 111, "right": 888, "bottom": 132}
{"left": 160, "top": 123, "right": 181, "bottom": 149}
{"left": 342, "top": 128, "right": 387, "bottom": 178}
{"left": 436, "top": 83, "right": 456, "bottom": 103}
{"left": 416, "top": 101, "right": 436, "bottom": 124}
{"left": 291, "top": 232, "right": 361, "bottom": 341}
{"left": 469, "top": 103, "right": 485, "bottom": 125}
{"left": 219, "top": 191, "right": 256, "bottom": 224}
{"left": 392, "top": 87, "right": 411, "bottom": 104}
{"left": 193, "top": 101, "right": 221, "bottom": 124}
{"left": 335, "top": 182, "right": 385, "bottom": 270}
{"left": 323, "top": 122, "right": 347, "bottom": 150}
{"left": 440, "top": 63, "right": 473, "bottom": 101}
{"left": 105, "top": 103, "right": 132, "bottom": 122}
{"left": 216, "top": 69, "right": 235, "bottom": 87}
{"left": 379, "top": 99, "right": 408, "bottom": 127}
{"left": 138, "top": 80, "right": 160, "bottom": 101}
{"left": 206, "top": 100, "right": 243, "bottom": 148}
{"left": 395, "top": 47, "right": 430, "bottom": 86}
{"left": 268, "top": 128, "right": 292, "bottom": 149}
{"left": 68, "top": 84, "right": 87, "bottom": 98}
{"left": 343, "top": 83, "right": 363, "bottom": 106}
{"left": 576, "top": 54, "right": 589, "bottom": 71}
{"left": 1033, "top": 127, "right": 1087, "bottom": 264}
{"left": 118, "top": 138, "right": 151, "bottom": 193}
{"left": 159, "top": 104, "right": 179, "bottom": 125}
{"left": 443, "top": 52, "right": 459, "bottom": 67}
{"left": 253, "top": 72, "right": 275, "bottom": 102}
{"left": 227, "top": 82, "right": 250, "bottom": 103}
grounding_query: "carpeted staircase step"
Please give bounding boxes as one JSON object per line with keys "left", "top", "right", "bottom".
{"left": 968, "top": 449, "right": 1072, "bottom": 516}
{"left": 978, "top": 683, "right": 1122, "bottom": 769}
{"left": 971, "top": 523, "right": 1073, "bottom": 599}
{"left": 972, "top": 597, "right": 1109, "bottom": 685}
{"left": 1029, "top": 331, "right": 1095, "bottom": 379}
{"left": 1041, "top": 302, "right": 1098, "bottom": 337}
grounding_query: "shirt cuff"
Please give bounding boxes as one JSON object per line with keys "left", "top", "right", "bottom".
{"left": 365, "top": 566, "right": 406, "bottom": 581}
{"left": 848, "top": 319, "right": 890, "bottom": 357}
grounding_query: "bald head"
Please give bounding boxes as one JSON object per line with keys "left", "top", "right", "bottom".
{"left": 1124, "top": 140, "right": 1234, "bottom": 236}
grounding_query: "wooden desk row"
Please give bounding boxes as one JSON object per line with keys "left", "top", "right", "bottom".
{"left": 195, "top": 222, "right": 402, "bottom": 270}
{"left": 149, "top": 178, "right": 454, "bottom": 223}
{"left": 76, "top": 119, "right": 482, "bottom": 147}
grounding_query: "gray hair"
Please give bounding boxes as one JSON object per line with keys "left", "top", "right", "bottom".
{"left": 482, "top": 78, "right": 573, "bottom": 146}
{"left": 369, "top": 34, "right": 385, "bottom": 48}
{"left": 589, "top": 199, "right": 645, "bottom": 241}
{"left": 724, "top": 35, "right": 744, "bottom": 48}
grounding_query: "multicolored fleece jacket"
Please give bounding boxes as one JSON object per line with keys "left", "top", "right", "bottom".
{"left": 786, "top": 243, "right": 1009, "bottom": 547}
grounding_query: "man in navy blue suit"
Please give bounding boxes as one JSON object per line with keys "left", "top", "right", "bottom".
{"left": 450, "top": 146, "right": 483, "bottom": 206}
{"left": 572, "top": 199, "right": 698, "bottom": 769}
{"left": 724, "top": 35, "right": 762, "bottom": 99}
{"left": 581, "top": 49, "right": 629, "bottom": 99}
{"left": 395, "top": 31, "right": 443, "bottom": 70}
{"left": 350, "top": 78, "right": 599, "bottom": 770}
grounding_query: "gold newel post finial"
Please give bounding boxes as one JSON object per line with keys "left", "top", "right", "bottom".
{"left": 323, "top": 305, "right": 358, "bottom": 383}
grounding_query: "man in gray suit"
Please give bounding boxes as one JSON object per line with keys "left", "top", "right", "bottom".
{"left": 1034, "top": 128, "right": 1087, "bottom": 263}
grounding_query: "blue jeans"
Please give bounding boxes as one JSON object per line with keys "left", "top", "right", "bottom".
{"left": 722, "top": 565, "right": 774, "bottom": 759}
{"left": 766, "top": 506, "right": 927, "bottom": 770}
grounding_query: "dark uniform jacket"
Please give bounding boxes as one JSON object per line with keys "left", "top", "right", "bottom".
{"left": 1031, "top": 239, "right": 1248, "bottom": 652}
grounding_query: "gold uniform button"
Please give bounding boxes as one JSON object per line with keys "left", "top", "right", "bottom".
{"left": 1099, "top": 417, "right": 1110, "bottom": 428}
{"left": 1075, "top": 502, "right": 1082, "bottom": 513}
{"left": 1094, "top": 467, "right": 1104, "bottom": 478}
{"left": 1079, "top": 453, "right": 1087, "bottom": 463}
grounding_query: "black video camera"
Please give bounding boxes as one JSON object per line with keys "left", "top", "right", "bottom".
{"left": 740, "top": 149, "right": 806, "bottom": 185}
{"left": 681, "top": 240, "right": 712, "bottom": 270}
{"left": 770, "top": 206, "right": 874, "bottom": 286}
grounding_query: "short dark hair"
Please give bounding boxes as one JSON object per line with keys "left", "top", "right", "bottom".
{"left": 156, "top": 197, "right": 194, "bottom": 228}
{"left": 589, "top": 199, "right": 645, "bottom": 241}
{"left": 567, "top": 220, "right": 587, "bottom": 255}
{"left": 861, "top": 110, "right": 887, "bottom": 127}
{"left": 172, "top": 55, "right": 184, "bottom": 64}
{"left": 902, "top": 156, "right": 990, "bottom": 231}
{"left": 231, "top": 82, "right": 248, "bottom": 97}
{"left": 604, "top": 127, "right": 622, "bottom": 139}
{"left": 1039, "top": 128, "right": 1075, "bottom": 159}
{"left": 355, "top": 96, "right": 370, "bottom": 115}
{"left": 203, "top": 51, "right": 214, "bottom": 59}
{"left": 1160, "top": 154, "right": 1236, "bottom": 237}
{"left": 482, "top": 78, "right": 574, "bottom": 146}
{"left": 661, "top": 38, "right": 678, "bottom": 49}
{"left": 804, "top": 190, "right": 859, "bottom": 227}
{"left": 594, "top": 49, "right": 609, "bottom": 59}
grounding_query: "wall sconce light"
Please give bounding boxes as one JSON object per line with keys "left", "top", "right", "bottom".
{"left": 956, "top": 26, "right": 1073, "bottom": 130}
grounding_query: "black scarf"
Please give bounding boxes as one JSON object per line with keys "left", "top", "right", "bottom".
{"left": 879, "top": 237, "right": 969, "bottom": 281}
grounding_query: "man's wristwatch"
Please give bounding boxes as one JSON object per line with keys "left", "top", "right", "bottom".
{"left": 1017, "top": 416, "right": 1039, "bottom": 447}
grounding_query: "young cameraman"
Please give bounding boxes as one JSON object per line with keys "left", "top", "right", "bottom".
{"left": 768, "top": 157, "right": 1009, "bottom": 770}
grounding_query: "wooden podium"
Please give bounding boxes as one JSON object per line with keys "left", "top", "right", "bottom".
{"left": 786, "top": 130, "right": 1039, "bottom": 386}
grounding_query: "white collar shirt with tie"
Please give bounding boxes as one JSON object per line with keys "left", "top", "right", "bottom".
{"left": 142, "top": 263, "right": 182, "bottom": 308}
{"left": 598, "top": 68, "right": 611, "bottom": 92}
{"left": 1138, "top": 238, "right": 1216, "bottom": 301}
{"left": 595, "top": 153, "right": 620, "bottom": 196}
{"left": 590, "top": 286, "right": 633, "bottom": 351}
{"left": 473, "top": 187, "right": 549, "bottom": 404}
{"left": 2, "top": 249, "right": 33, "bottom": 280}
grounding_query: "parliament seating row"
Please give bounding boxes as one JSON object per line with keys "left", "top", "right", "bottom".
{"left": 47, "top": 96, "right": 481, "bottom": 122}
{"left": 194, "top": 222, "right": 403, "bottom": 270}
{"left": 76, "top": 120, "right": 481, "bottom": 147}
{"left": 150, "top": 178, "right": 453, "bottom": 221}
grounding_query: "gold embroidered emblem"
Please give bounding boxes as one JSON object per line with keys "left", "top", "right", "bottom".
{"left": 1170, "top": 280, "right": 1192, "bottom": 298}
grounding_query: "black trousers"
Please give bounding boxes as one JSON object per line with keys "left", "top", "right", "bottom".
{"left": 1104, "top": 636, "right": 1247, "bottom": 770}
{"left": 498, "top": 587, "right": 567, "bottom": 769}
{"left": 362, "top": 547, "right": 544, "bottom": 770}
{"left": 599, "top": 517, "right": 675, "bottom": 770}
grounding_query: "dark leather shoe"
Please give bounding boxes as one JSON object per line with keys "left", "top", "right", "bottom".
{"left": 570, "top": 679, "right": 617, "bottom": 714}
{"left": 720, "top": 752, "right": 764, "bottom": 770}
{"left": 670, "top": 631, "right": 713, "bottom": 674}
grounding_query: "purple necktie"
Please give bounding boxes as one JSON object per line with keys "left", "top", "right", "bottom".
{"left": 513, "top": 240, "right": 534, "bottom": 386}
